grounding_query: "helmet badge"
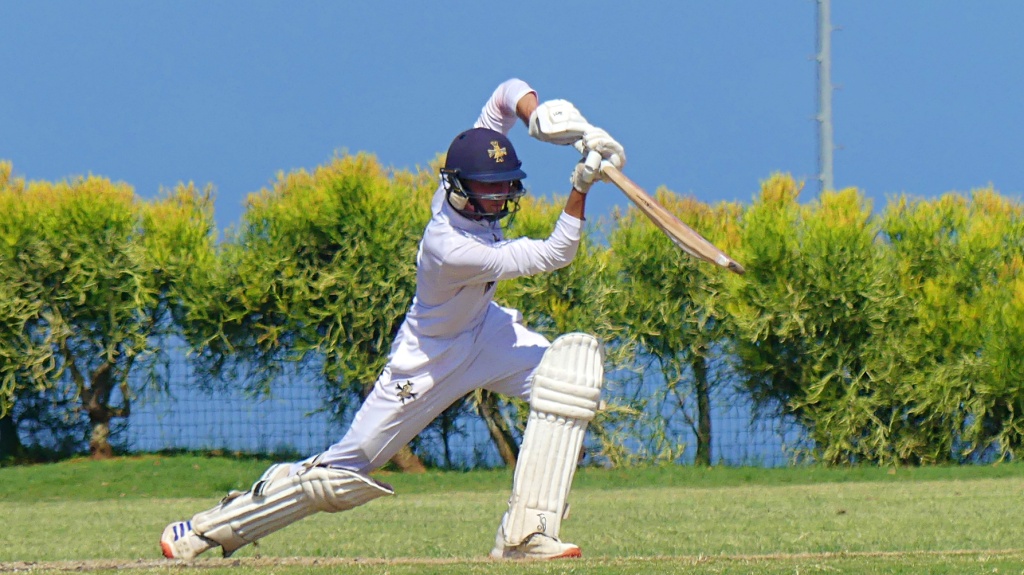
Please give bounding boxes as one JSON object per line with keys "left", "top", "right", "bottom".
{"left": 488, "top": 141, "right": 507, "bottom": 163}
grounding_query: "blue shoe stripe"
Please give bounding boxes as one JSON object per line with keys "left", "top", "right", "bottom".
{"left": 173, "top": 521, "right": 192, "bottom": 540}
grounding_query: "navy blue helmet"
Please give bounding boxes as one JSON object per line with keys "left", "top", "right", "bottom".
{"left": 441, "top": 128, "right": 527, "bottom": 222}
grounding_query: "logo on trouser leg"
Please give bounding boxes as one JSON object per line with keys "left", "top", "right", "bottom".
{"left": 395, "top": 381, "right": 418, "bottom": 404}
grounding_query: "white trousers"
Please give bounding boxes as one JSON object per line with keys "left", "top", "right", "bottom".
{"left": 300, "top": 304, "right": 549, "bottom": 474}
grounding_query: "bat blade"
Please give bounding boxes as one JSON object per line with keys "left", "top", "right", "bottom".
{"left": 602, "top": 165, "right": 746, "bottom": 275}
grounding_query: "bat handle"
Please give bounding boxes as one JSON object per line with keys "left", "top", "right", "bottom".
{"left": 573, "top": 138, "right": 604, "bottom": 182}
{"left": 600, "top": 163, "right": 621, "bottom": 179}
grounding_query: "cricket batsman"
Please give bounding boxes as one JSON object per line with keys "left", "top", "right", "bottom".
{"left": 161, "top": 78, "right": 625, "bottom": 561}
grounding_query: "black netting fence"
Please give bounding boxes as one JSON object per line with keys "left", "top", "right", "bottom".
{"left": 111, "top": 359, "right": 808, "bottom": 468}
{"left": 6, "top": 356, "right": 810, "bottom": 467}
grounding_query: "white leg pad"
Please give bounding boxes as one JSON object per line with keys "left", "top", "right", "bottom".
{"left": 191, "top": 464, "right": 394, "bottom": 556}
{"left": 501, "top": 333, "right": 604, "bottom": 546}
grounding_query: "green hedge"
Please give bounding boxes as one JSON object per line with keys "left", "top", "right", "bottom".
{"left": 2, "top": 157, "right": 1023, "bottom": 466}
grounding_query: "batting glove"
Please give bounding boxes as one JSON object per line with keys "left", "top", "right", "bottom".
{"left": 571, "top": 150, "right": 603, "bottom": 194}
{"left": 581, "top": 128, "right": 626, "bottom": 171}
{"left": 529, "top": 99, "right": 593, "bottom": 145}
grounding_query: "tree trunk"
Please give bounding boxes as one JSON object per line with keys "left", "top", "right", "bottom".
{"left": 475, "top": 389, "right": 519, "bottom": 466}
{"left": 0, "top": 411, "right": 22, "bottom": 461}
{"left": 89, "top": 420, "right": 114, "bottom": 459}
{"left": 83, "top": 364, "right": 117, "bottom": 460}
{"left": 389, "top": 445, "right": 426, "bottom": 473}
{"left": 692, "top": 355, "right": 713, "bottom": 467}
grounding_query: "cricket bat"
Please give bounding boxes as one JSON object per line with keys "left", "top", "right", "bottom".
{"left": 602, "top": 165, "right": 746, "bottom": 275}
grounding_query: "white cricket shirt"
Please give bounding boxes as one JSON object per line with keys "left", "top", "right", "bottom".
{"left": 386, "top": 78, "right": 584, "bottom": 375}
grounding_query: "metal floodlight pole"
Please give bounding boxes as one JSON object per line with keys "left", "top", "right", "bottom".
{"left": 817, "top": 0, "right": 835, "bottom": 194}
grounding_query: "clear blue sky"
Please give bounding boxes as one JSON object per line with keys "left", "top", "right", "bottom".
{"left": 4, "top": 1, "right": 1022, "bottom": 232}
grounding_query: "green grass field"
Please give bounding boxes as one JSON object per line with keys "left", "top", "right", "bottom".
{"left": 2, "top": 455, "right": 1023, "bottom": 574}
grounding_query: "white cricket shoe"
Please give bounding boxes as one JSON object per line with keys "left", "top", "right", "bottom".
{"left": 160, "top": 520, "right": 217, "bottom": 560}
{"left": 489, "top": 532, "right": 582, "bottom": 560}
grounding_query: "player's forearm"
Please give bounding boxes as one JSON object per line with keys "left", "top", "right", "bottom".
{"left": 564, "top": 189, "right": 586, "bottom": 220}
{"left": 516, "top": 91, "right": 538, "bottom": 126}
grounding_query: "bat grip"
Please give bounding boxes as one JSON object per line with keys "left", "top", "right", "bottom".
{"left": 573, "top": 139, "right": 603, "bottom": 181}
